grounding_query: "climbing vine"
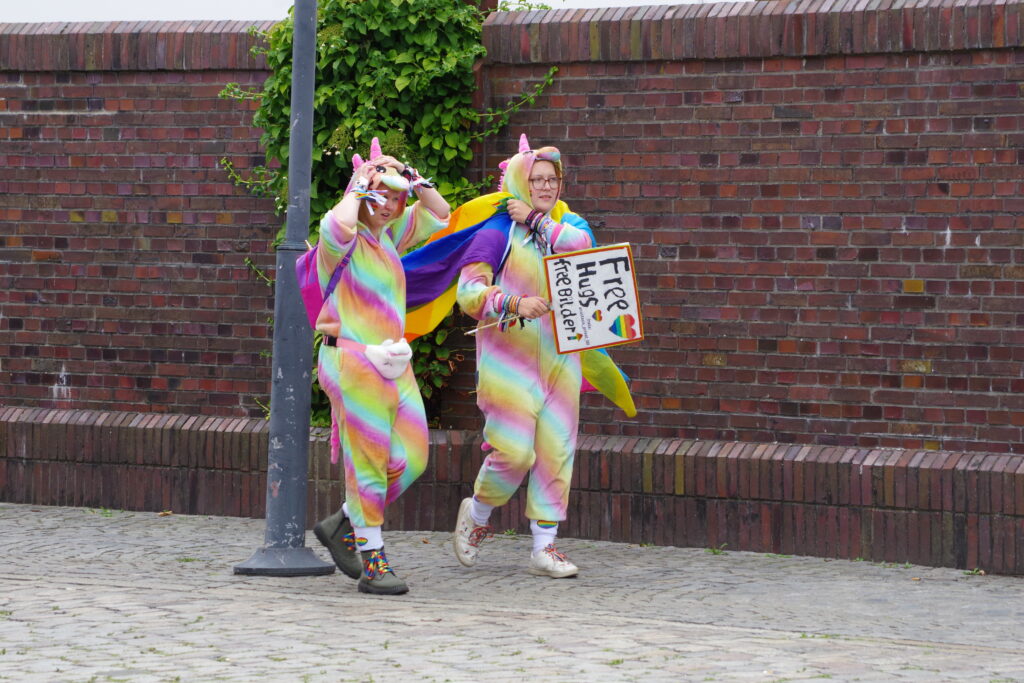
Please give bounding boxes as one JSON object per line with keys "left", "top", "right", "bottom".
{"left": 222, "top": 0, "right": 555, "bottom": 425}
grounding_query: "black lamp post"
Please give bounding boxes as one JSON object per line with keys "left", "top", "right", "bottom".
{"left": 235, "top": 0, "right": 334, "bottom": 577}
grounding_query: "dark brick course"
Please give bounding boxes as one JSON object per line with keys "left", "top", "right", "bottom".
{"left": 4, "top": 406, "right": 1023, "bottom": 573}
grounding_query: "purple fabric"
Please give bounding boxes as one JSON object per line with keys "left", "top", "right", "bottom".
{"left": 295, "top": 241, "right": 355, "bottom": 329}
{"left": 402, "top": 212, "right": 513, "bottom": 309}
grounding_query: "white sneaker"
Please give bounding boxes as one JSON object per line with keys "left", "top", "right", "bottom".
{"left": 453, "top": 497, "right": 493, "bottom": 567}
{"left": 529, "top": 544, "right": 579, "bottom": 578}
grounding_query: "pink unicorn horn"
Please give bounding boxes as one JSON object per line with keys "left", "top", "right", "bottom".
{"left": 518, "top": 133, "right": 530, "bottom": 153}
{"left": 370, "top": 136, "right": 383, "bottom": 160}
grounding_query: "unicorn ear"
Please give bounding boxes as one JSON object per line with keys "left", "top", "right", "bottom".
{"left": 518, "top": 133, "right": 530, "bottom": 154}
{"left": 370, "top": 136, "right": 383, "bottom": 160}
{"left": 352, "top": 153, "right": 364, "bottom": 170}
{"left": 498, "top": 160, "right": 509, "bottom": 171}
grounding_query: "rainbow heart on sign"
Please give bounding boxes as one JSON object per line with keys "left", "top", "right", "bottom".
{"left": 608, "top": 314, "right": 638, "bottom": 339}
{"left": 592, "top": 310, "right": 603, "bottom": 321}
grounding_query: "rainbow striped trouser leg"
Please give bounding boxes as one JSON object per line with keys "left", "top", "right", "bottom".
{"left": 319, "top": 346, "right": 428, "bottom": 528}
{"left": 473, "top": 356, "right": 581, "bottom": 522}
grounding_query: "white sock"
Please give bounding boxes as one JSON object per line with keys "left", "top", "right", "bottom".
{"left": 470, "top": 497, "right": 494, "bottom": 527}
{"left": 351, "top": 525, "right": 383, "bottom": 552}
{"left": 530, "top": 520, "right": 558, "bottom": 554}
{"left": 342, "top": 502, "right": 350, "bottom": 518}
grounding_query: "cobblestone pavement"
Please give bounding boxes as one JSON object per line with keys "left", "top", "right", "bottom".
{"left": 1, "top": 502, "right": 1022, "bottom": 682}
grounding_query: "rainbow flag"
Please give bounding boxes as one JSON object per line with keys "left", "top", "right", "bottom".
{"left": 401, "top": 193, "right": 636, "bottom": 418}
{"left": 403, "top": 193, "right": 515, "bottom": 340}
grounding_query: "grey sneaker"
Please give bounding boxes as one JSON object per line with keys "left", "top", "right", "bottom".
{"left": 529, "top": 544, "right": 578, "bottom": 578}
{"left": 313, "top": 507, "right": 362, "bottom": 579}
{"left": 358, "top": 548, "right": 408, "bottom": 595}
{"left": 453, "top": 497, "right": 493, "bottom": 567}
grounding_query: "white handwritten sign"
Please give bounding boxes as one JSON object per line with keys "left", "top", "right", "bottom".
{"left": 544, "top": 243, "right": 643, "bottom": 354}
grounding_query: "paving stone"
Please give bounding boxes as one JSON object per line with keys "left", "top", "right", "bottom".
{"left": 0, "top": 502, "right": 1022, "bottom": 682}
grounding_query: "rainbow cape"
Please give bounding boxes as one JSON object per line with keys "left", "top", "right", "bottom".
{"left": 402, "top": 192, "right": 637, "bottom": 418}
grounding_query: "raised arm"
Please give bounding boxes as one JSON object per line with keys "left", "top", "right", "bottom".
{"left": 507, "top": 199, "right": 593, "bottom": 254}
{"left": 408, "top": 183, "right": 450, "bottom": 224}
{"left": 328, "top": 160, "right": 382, "bottom": 241}
{"left": 317, "top": 192, "right": 362, "bottom": 280}
{"left": 548, "top": 213, "right": 593, "bottom": 253}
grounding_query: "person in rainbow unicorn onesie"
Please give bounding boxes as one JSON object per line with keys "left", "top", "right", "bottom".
{"left": 403, "top": 134, "right": 637, "bottom": 578}
{"left": 311, "top": 137, "right": 450, "bottom": 595}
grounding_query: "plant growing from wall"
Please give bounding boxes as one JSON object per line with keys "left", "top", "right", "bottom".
{"left": 222, "top": 0, "right": 555, "bottom": 425}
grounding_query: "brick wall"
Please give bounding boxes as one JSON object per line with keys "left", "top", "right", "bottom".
{"left": 0, "top": 21, "right": 280, "bottom": 417}
{"left": 436, "top": 0, "right": 1024, "bottom": 456}
{"left": 3, "top": 4, "right": 1023, "bottom": 453}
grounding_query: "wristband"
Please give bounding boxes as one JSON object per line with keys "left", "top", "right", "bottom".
{"left": 521, "top": 212, "right": 551, "bottom": 253}
{"left": 351, "top": 188, "right": 386, "bottom": 215}
{"left": 404, "top": 166, "right": 436, "bottom": 191}
{"left": 497, "top": 293, "right": 526, "bottom": 332}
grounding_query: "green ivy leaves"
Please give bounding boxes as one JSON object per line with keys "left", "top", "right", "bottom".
{"left": 223, "top": 0, "right": 554, "bottom": 424}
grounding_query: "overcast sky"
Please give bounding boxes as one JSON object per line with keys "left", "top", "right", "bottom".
{"left": 4, "top": 0, "right": 729, "bottom": 23}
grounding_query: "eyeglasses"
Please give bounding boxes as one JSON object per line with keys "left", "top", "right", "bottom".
{"left": 528, "top": 176, "right": 561, "bottom": 190}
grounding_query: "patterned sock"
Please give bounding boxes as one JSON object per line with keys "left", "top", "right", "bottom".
{"left": 470, "top": 497, "right": 494, "bottom": 527}
{"left": 530, "top": 519, "right": 558, "bottom": 554}
{"left": 352, "top": 525, "right": 383, "bottom": 552}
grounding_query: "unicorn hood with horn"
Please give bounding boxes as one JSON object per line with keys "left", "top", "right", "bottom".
{"left": 497, "top": 133, "right": 564, "bottom": 204}
{"left": 348, "top": 137, "right": 411, "bottom": 193}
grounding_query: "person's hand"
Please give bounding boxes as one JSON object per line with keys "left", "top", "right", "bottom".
{"left": 517, "top": 296, "right": 550, "bottom": 320}
{"left": 506, "top": 199, "right": 532, "bottom": 225}
{"left": 352, "top": 160, "right": 379, "bottom": 188}
{"left": 367, "top": 155, "right": 405, "bottom": 174}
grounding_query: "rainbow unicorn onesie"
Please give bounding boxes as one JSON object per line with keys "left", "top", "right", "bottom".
{"left": 402, "top": 135, "right": 635, "bottom": 575}
{"left": 458, "top": 142, "right": 588, "bottom": 525}
{"left": 314, "top": 138, "right": 447, "bottom": 535}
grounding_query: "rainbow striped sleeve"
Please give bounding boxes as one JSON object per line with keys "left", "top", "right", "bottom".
{"left": 393, "top": 201, "right": 448, "bottom": 254}
{"left": 316, "top": 210, "right": 356, "bottom": 289}
{"left": 550, "top": 212, "right": 594, "bottom": 254}
{"left": 456, "top": 262, "right": 501, "bottom": 321}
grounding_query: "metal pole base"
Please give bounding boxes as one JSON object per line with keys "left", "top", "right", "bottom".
{"left": 234, "top": 547, "right": 336, "bottom": 577}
